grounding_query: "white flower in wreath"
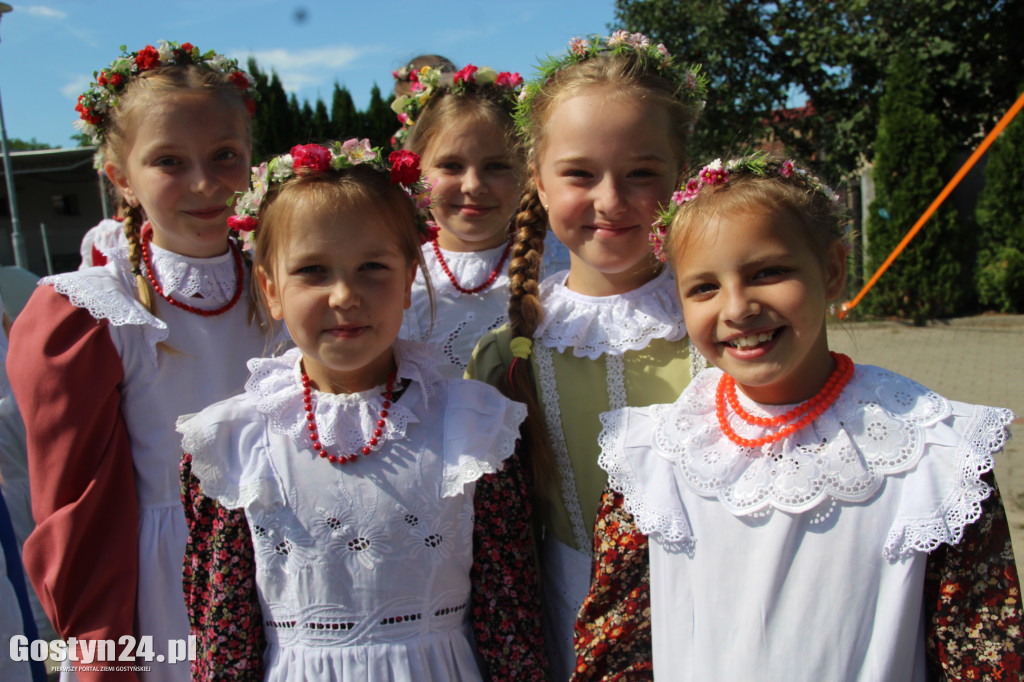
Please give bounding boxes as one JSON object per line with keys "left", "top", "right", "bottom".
{"left": 312, "top": 505, "right": 391, "bottom": 571}
{"left": 399, "top": 501, "right": 455, "bottom": 567}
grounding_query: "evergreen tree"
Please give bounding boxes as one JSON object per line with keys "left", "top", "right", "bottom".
{"left": 864, "top": 51, "right": 967, "bottom": 322}
{"left": 362, "top": 84, "right": 396, "bottom": 149}
{"left": 249, "top": 60, "right": 296, "bottom": 161}
{"left": 330, "top": 83, "right": 360, "bottom": 140}
{"left": 312, "top": 99, "right": 330, "bottom": 141}
{"left": 974, "top": 82, "right": 1024, "bottom": 312}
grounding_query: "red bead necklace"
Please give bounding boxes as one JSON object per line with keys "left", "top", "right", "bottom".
{"left": 301, "top": 369, "right": 397, "bottom": 466}
{"left": 141, "top": 230, "right": 244, "bottom": 317}
{"left": 716, "top": 352, "right": 854, "bottom": 449}
{"left": 431, "top": 237, "right": 512, "bottom": 294}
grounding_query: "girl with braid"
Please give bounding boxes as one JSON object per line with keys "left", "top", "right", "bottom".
{"left": 7, "top": 42, "right": 265, "bottom": 682}
{"left": 466, "top": 33, "right": 707, "bottom": 679}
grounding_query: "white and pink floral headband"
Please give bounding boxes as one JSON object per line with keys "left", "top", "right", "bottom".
{"left": 649, "top": 154, "right": 841, "bottom": 262}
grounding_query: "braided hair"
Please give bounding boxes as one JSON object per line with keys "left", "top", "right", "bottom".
{"left": 506, "top": 45, "right": 702, "bottom": 486}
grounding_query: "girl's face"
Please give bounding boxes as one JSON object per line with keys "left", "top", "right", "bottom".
{"left": 422, "top": 116, "right": 522, "bottom": 252}
{"left": 535, "top": 86, "right": 679, "bottom": 296}
{"left": 672, "top": 207, "right": 846, "bottom": 405}
{"left": 258, "top": 202, "right": 416, "bottom": 394}
{"left": 106, "top": 92, "right": 250, "bottom": 258}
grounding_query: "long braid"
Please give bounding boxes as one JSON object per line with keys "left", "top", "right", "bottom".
{"left": 500, "top": 180, "right": 557, "bottom": 488}
{"left": 121, "top": 198, "right": 157, "bottom": 315}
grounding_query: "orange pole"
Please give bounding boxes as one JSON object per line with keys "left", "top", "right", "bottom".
{"left": 840, "top": 89, "right": 1024, "bottom": 319}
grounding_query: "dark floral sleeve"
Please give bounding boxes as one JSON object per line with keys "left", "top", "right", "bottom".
{"left": 181, "top": 453, "right": 265, "bottom": 681}
{"left": 924, "top": 472, "right": 1024, "bottom": 680}
{"left": 572, "top": 487, "right": 653, "bottom": 681}
{"left": 471, "top": 444, "right": 549, "bottom": 680}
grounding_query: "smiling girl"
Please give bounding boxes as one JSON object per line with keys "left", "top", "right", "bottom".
{"left": 178, "top": 141, "right": 547, "bottom": 680}
{"left": 395, "top": 63, "right": 524, "bottom": 374}
{"left": 7, "top": 42, "right": 265, "bottom": 682}
{"left": 465, "top": 33, "right": 706, "bottom": 679}
{"left": 594, "top": 155, "right": 1022, "bottom": 680}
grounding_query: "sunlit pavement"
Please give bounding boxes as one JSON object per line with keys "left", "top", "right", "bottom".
{"left": 828, "top": 314, "right": 1024, "bottom": 576}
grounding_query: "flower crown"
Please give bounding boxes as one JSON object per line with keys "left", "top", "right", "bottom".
{"left": 227, "top": 139, "right": 438, "bottom": 250}
{"left": 649, "top": 153, "right": 842, "bottom": 262}
{"left": 75, "top": 40, "right": 256, "bottom": 150}
{"left": 514, "top": 32, "right": 708, "bottom": 143}
{"left": 390, "top": 63, "right": 524, "bottom": 147}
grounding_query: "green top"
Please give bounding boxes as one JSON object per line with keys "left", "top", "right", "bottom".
{"left": 467, "top": 326, "right": 691, "bottom": 551}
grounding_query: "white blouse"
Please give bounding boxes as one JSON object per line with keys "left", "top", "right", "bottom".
{"left": 42, "top": 240, "right": 266, "bottom": 682}
{"left": 599, "top": 364, "right": 1014, "bottom": 681}
{"left": 400, "top": 240, "right": 511, "bottom": 376}
{"left": 179, "top": 341, "right": 527, "bottom": 682}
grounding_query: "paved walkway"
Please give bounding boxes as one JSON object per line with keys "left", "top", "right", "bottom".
{"left": 827, "top": 314, "right": 1024, "bottom": 575}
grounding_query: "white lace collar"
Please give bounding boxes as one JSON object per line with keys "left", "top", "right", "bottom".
{"left": 534, "top": 267, "right": 686, "bottom": 359}
{"left": 646, "top": 365, "right": 954, "bottom": 518}
{"left": 125, "top": 238, "right": 241, "bottom": 310}
{"left": 420, "top": 239, "right": 511, "bottom": 296}
{"left": 244, "top": 340, "right": 445, "bottom": 455}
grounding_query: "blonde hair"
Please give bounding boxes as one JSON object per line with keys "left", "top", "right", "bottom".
{"left": 251, "top": 165, "right": 430, "bottom": 328}
{"left": 102, "top": 64, "right": 253, "bottom": 318}
{"left": 505, "top": 49, "right": 702, "bottom": 486}
{"left": 666, "top": 166, "right": 849, "bottom": 266}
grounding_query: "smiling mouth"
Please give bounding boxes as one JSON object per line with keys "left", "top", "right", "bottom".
{"left": 186, "top": 207, "right": 227, "bottom": 219}
{"left": 588, "top": 225, "right": 636, "bottom": 235}
{"left": 726, "top": 329, "right": 779, "bottom": 349}
{"left": 327, "top": 325, "right": 368, "bottom": 338}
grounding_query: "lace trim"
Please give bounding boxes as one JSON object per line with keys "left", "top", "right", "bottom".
{"left": 883, "top": 404, "right": 1012, "bottom": 559}
{"left": 143, "top": 239, "right": 240, "bottom": 310}
{"left": 652, "top": 366, "right": 953, "bottom": 515}
{"left": 534, "top": 344, "right": 628, "bottom": 549}
{"left": 179, "top": 412, "right": 282, "bottom": 511}
{"left": 439, "top": 392, "right": 527, "bottom": 499}
{"left": 420, "top": 240, "right": 511, "bottom": 297}
{"left": 262, "top": 592, "right": 471, "bottom": 646}
{"left": 534, "top": 268, "right": 686, "bottom": 359}
{"left": 40, "top": 267, "right": 169, "bottom": 367}
{"left": 598, "top": 409, "right": 694, "bottom": 550}
{"left": 244, "top": 341, "right": 444, "bottom": 455}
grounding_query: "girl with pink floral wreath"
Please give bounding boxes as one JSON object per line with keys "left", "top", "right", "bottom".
{"left": 590, "top": 154, "right": 1022, "bottom": 680}
{"left": 394, "top": 61, "right": 526, "bottom": 376}
{"left": 7, "top": 41, "right": 266, "bottom": 682}
{"left": 178, "top": 140, "right": 548, "bottom": 681}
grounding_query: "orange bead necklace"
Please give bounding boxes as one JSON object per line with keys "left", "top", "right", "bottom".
{"left": 715, "top": 352, "right": 854, "bottom": 448}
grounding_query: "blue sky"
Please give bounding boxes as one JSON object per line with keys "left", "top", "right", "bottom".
{"left": 0, "top": 0, "right": 619, "bottom": 149}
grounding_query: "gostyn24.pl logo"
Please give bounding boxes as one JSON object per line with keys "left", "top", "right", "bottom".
{"left": 9, "top": 635, "right": 196, "bottom": 664}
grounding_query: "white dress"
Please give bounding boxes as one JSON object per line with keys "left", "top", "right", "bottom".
{"left": 400, "top": 240, "right": 510, "bottom": 377}
{"left": 40, "top": 241, "right": 267, "bottom": 682}
{"left": 599, "top": 364, "right": 1015, "bottom": 682}
{"left": 178, "top": 341, "right": 527, "bottom": 682}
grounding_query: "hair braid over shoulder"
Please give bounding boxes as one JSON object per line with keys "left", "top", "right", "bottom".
{"left": 500, "top": 180, "right": 556, "bottom": 487}
{"left": 121, "top": 198, "right": 157, "bottom": 315}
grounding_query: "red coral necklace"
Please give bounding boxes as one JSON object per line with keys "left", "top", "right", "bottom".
{"left": 431, "top": 238, "right": 512, "bottom": 294}
{"left": 716, "top": 352, "right": 854, "bottom": 448}
{"left": 302, "top": 369, "right": 397, "bottom": 466}
{"left": 141, "top": 230, "right": 244, "bottom": 317}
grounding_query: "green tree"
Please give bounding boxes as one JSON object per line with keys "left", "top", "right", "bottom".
{"left": 974, "top": 82, "right": 1024, "bottom": 312}
{"left": 615, "top": 0, "right": 1024, "bottom": 179}
{"left": 312, "top": 100, "right": 330, "bottom": 141}
{"left": 864, "top": 51, "right": 966, "bottom": 321}
{"left": 362, "top": 84, "right": 395, "bottom": 149}
{"left": 330, "top": 83, "right": 360, "bottom": 139}
{"left": 248, "top": 59, "right": 296, "bottom": 161}
{"left": 613, "top": 0, "right": 784, "bottom": 164}
{"left": 5, "top": 137, "right": 53, "bottom": 151}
